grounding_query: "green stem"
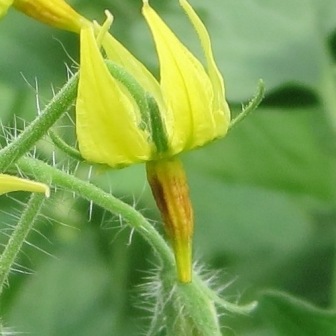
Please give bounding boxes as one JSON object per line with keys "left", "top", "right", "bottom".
{"left": 0, "top": 193, "right": 45, "bottom": 295}
{"left": 48, "top": 129, "right": 84, "bottom": 161}
{"left": 176, "top": 282, "right": 222, "bottom": 336}
{"left": 105, "top": 61, "right": 150, "bottom": 129}
{"left": 16, "top": 156, "right": 175, "bottom": 268}
{"left": 15, "top": 157, "right": 256, "bottom": 335}
{"left": 105, "top": 61, "right": 168, "bottom": 153}
{"left": 193, "top": 275, "right": 257, "bottom": 315}
{"left": 0, "top": 73, "right": 78, "bottom": 172}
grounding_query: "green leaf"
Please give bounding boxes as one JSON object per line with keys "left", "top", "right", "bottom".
{"left": 255, "top": 291, "right": 336, "bottom": 336}
{"left": 186, "top": 107, "right": 335, "bottom": 202}
{"left": 191, "top": 0, "right": 336, "bottom": 100}
{"left": 129, "top": 0, "right": 336, "bottom": 101}
{"left": 189, "top": 175, "right": 312, "bottom": 259}
{"left": 182, "top": 106, "right": 336, "bottom": 291}
{"left": 6, "top": 227, "right": 139, "bottom": 336}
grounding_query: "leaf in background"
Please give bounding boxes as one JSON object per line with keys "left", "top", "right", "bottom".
{"left": 180, "top": 106, "right": 336, "bottom": 297}
{"left": 189, "top": 175, "right": 311, "bottom": 257}
{"left": 186, "top": 107, "right": 335, "bottom": 202}
{"left": 1, "top": 0, "right": 336, "bottom": 334}
{"left": 6, "top": 226, "right": 143, "bottom": 336}
{"left": 129, "top": 0, "right": 336, "bottom": 101}
{"left": 189, "top": 0, "right": 336, "bottom": 101}
{"left": 254, "top": 291, "right": 336, "bottom": 336}
{"left": 0, "top": 11, "right": 79, "bottom": 94}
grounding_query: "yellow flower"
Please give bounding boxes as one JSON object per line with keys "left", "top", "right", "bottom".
{"left": 0, "top": 174, "right": 49, "bottom": 197}
{"left": 1, "top": 0, "right": 90, "bottom": 32}
{"left": 76, "top": 0, "right": 230, "bottom": 167}
{"left": 76, "top": 0, "right": 231, "bottom": 283}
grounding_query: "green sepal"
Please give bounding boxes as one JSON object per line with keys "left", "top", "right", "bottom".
{"left": 105, "top": 60, "right": 169, "bottom": 155}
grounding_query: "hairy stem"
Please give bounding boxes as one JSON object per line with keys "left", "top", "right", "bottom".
{"left": 15, "top": 157, "right": 256, "bottom": 335}
{"left": 0, "top": 73, "right": 78, "bottom": 172}
{"left": 0, "top": 194, "right": 45, "bottom": 295}
{"left": 16, "top": 156, "right": 174, "bottom": 268}
{"left": 48, "top": 129, "right": 84, "bottom": 161}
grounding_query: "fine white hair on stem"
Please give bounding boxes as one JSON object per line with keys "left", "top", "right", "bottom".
{"left": 34, "top": 77, "right": 42, "bottom": 116}
{"left": 52, "top": 36, "right": 79, "bottom": 67}
{"left": 88, "top": 200, "right": 94, "bottom": 222}
{"left": 20, "top": 73, "right": 49, "bottom": 109}
{"left": 127, "top": 228, "right": 135, "bottom": 246}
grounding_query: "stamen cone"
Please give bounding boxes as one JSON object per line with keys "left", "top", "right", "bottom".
{"left": 146, "top": 157, "right": 193, "bottom": 283}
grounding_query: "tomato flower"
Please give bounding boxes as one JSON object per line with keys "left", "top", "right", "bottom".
{"left": 76, "top": 0, "right": 230, "bottom": 167}
{"left": 75, "top": 0, "right": 230, "bottom": 283}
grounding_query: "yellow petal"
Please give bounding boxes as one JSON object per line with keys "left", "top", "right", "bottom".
{"left": 76, "top": 26, "right": 152, "bottom": 168}
{"left": 13, "top": 0, "right": 90, "bottom": 33}
{"left": 99, "top": 25, "right": 165, "bottom": 113}
{"left": 179, "top": 0, "right": 230, "bottom": 123}
{"left": 142, "top": 1, "right": 229, "bottom": 152}
{"left": 0, "top": 174, "right": 50, "bottom": 197}
{"left": 0, "top": 0, "right": 13, "bottom": 18}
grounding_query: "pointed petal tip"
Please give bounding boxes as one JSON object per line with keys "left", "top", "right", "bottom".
{"left": 142, "top": 0, "right": 149, "bottom": 10}
{"left": 0, "top": 174, "right": 50, "bottom": 197}
{"left": 94, "top": 9, "right": 114, "bottom": 44}
{"left": 103, "top": 9, "right": 113, "bottom": 23}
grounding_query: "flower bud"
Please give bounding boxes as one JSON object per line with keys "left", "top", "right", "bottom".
{"left": 13, "top": 0, "right": 90, "bottom": 33}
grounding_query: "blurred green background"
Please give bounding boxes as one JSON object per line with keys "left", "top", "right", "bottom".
{"left": 1, "top": 0, "right": 336, "bottom": 335}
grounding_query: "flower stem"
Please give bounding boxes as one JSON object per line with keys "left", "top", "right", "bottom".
{"left": 0, "top": 193, "right": 45, "bottom": 295}
{"left": 0, "top": 73, "right": 78, "bottom": 172}
{"left": 15, "top": 157, "right": 257, "bottom": 335}
{"left": 16, "top": 156, "right": 175, "bottom": 268}
{"left": 48, "top": 129, "right": 84, "bottom": 161}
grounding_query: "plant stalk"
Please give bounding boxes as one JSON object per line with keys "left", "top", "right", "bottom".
{"left": 0, "top": 193, "right": 45, "bottom": 295}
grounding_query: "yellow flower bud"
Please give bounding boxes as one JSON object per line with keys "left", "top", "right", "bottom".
{"left": 2, "top": 0, "right": 90, "bottom": 32}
